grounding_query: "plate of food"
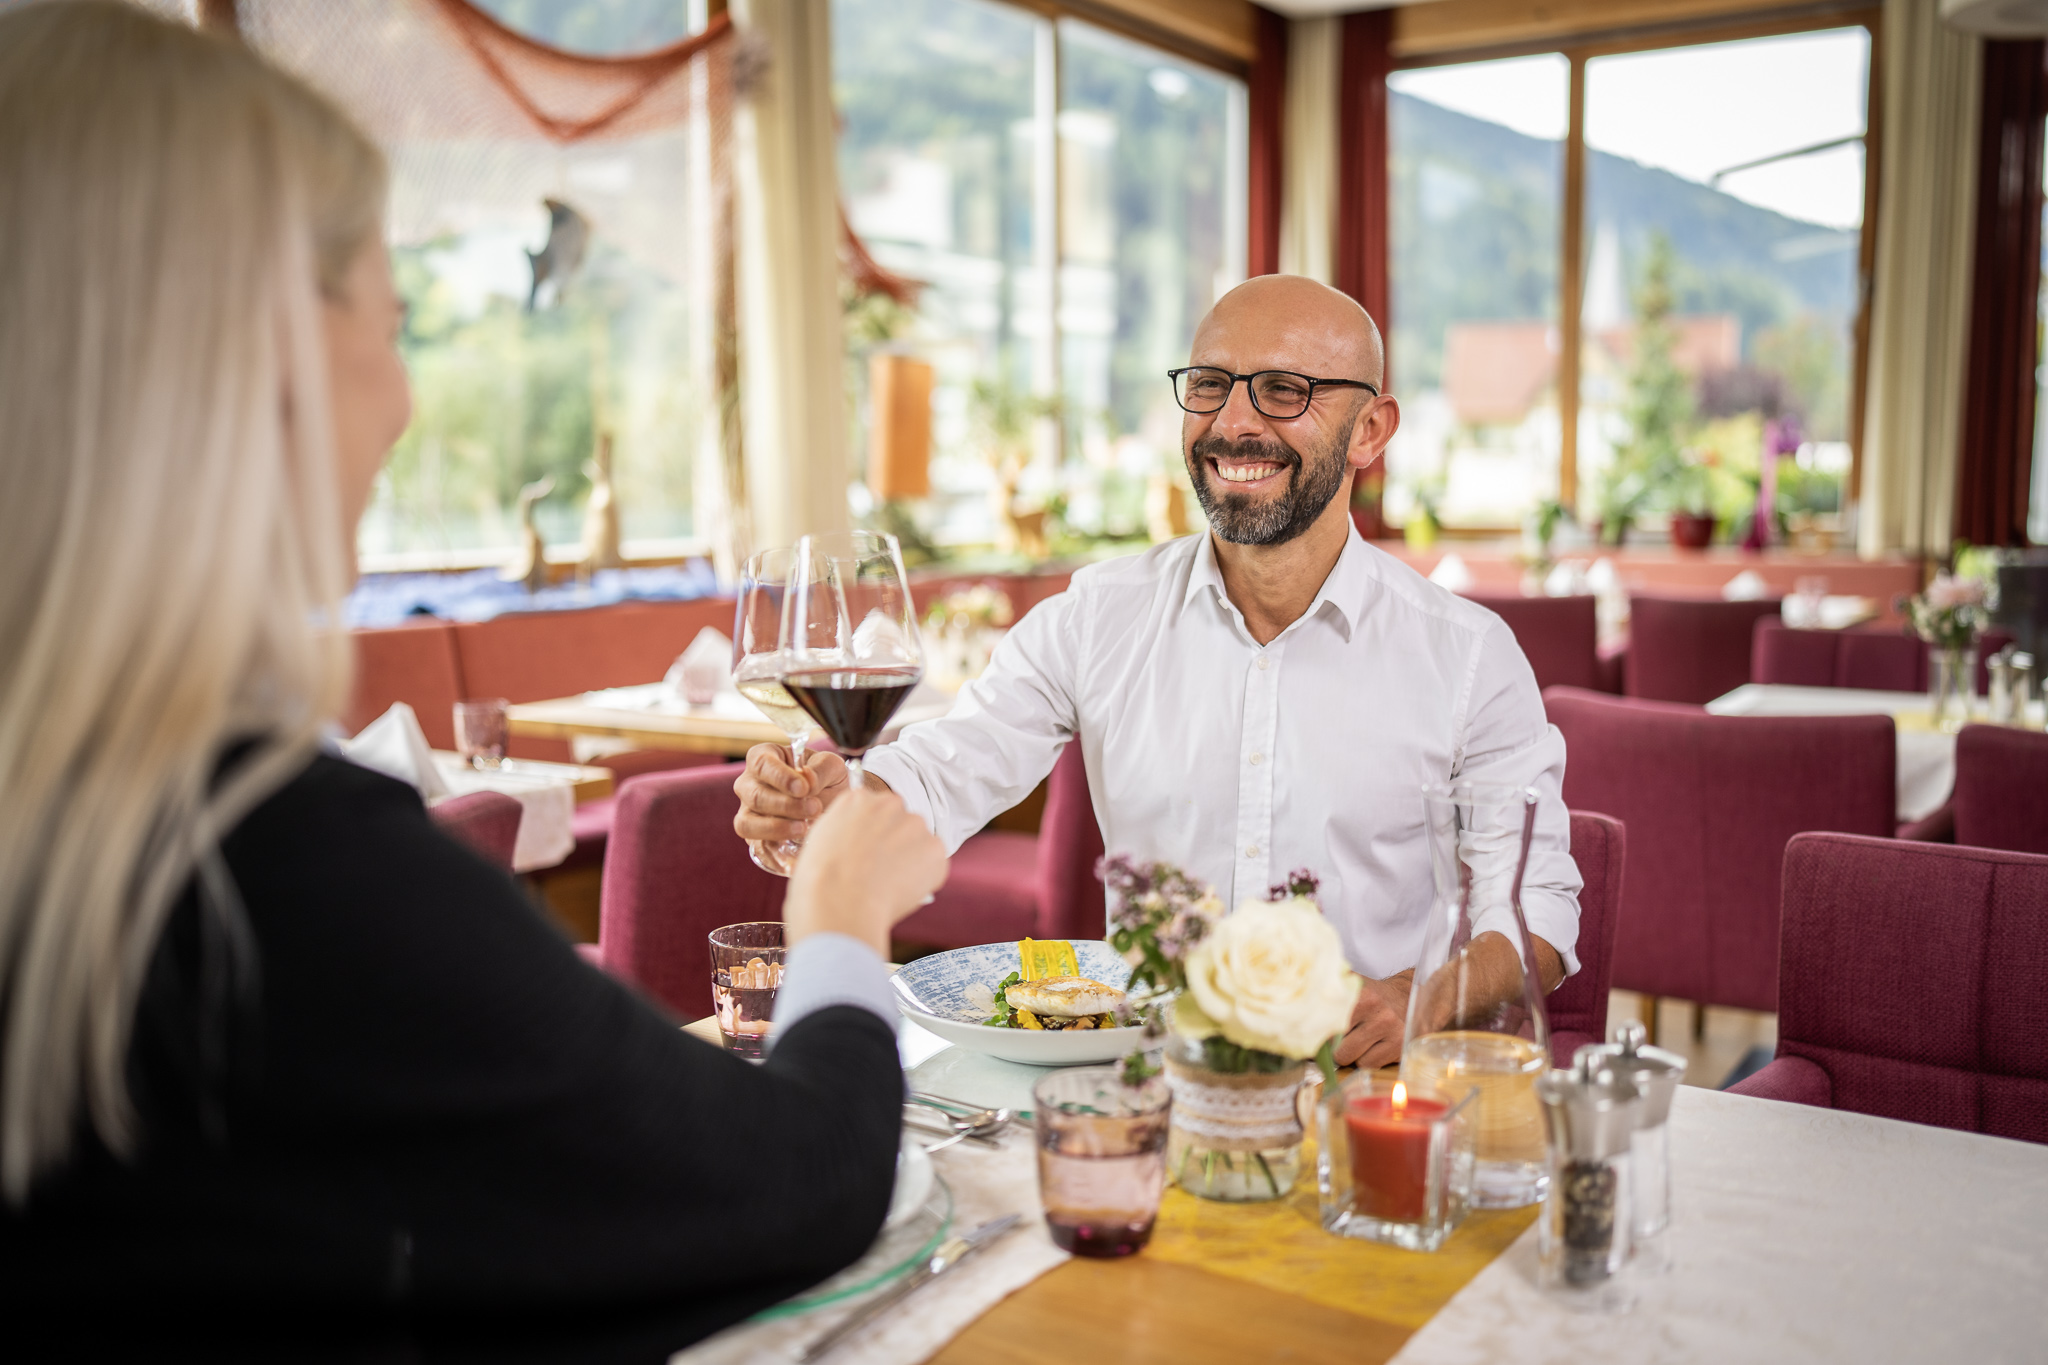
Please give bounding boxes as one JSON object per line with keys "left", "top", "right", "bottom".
{"left": 890, "top": 937, "right": 1145, "bottom": 1065}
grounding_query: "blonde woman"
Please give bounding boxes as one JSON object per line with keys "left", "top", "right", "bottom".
{"left": 0, "top": 1, "right": 946, "bottom": 1337}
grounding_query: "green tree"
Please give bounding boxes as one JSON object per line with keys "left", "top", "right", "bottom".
{"left": 1596, "top": 233, "right": 1694, "bottom": 540}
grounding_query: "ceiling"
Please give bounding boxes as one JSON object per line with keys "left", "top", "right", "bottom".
{"left": 1257, "top": 1, "right": 1427, "bottom": 15}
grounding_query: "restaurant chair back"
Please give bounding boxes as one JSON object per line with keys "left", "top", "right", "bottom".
{"left": 429, "top": 791, "right": 523, "bottom": 871}
{"left": 1545, "top": 810, "right": 1626, "bottom": 1067}
{"left": 1459, "top": 592, "right": 1607, "bottom": 693}
{"left": 1954, "top": 725, "right": 2048, "bottom": 856}
{"left": 891, "top": 740, "right": 1104, "bottom": 950}
{"left": 1728, "top": 834, "right": 2048, "bottom": 1144}
{"left": 1752, "top": 619, "right": 2016, "bottom": 694}
{"left": 347, "top": 620, "right": 466, "bottom": 750}
{"left": 1625, "top": 594, "right": 1782, "bottom": 704}
{"left": 1544, "top": 687, "right": 1895, "bottom": 1013}
{"left": 598, "top": 762, "right": 786, "bottom": 1019}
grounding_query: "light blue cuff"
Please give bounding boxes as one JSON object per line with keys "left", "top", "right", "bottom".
{"left": 769, "top": 932, "right": 898, "bottom": 1043}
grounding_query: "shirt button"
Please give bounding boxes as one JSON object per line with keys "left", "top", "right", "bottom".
{"left": 1257, "top": 656, "right": 1271, "bottom": 670}
{"left": 1249, "top": 752, "right": 1264, "bottom": 766}
{"left": 1245, "top": 844, "right": 1260, "bottom": 858}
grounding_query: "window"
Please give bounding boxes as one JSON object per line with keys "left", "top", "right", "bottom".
{"left": 1384, "top": 23, "right": 1872, "bottom": 539}
{"left": 1385, "top": 55, "right": 1568, "bottom": 530}
{"left": 835, "top": 0, "right": 1246, "bottom": 552}
{"left": 1581, "top": 28, "right": 1867, "bottom": 542}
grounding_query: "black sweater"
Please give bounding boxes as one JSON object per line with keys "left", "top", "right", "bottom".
{"left": 0, "top": 755, "right": 901, "bottom": 1350}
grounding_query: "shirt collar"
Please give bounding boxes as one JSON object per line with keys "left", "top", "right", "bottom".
{"left": 1180, "top": 521, "right": 1373, "bottom": 643}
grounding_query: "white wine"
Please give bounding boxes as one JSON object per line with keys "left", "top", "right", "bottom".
{"left": 736, "top": 677, "right": 814, "bottom": 742}
{"left": 1402, "top": 1030, "right": 1548, "bottom": 1207}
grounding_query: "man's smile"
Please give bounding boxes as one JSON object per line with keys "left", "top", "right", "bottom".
{"left": 1207, "top": 454, "right": 1290, "bottom": 490}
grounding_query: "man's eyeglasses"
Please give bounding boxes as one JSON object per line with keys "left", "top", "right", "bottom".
{"left": 1167, "top": 366, "right": 1380, "bottom": 421}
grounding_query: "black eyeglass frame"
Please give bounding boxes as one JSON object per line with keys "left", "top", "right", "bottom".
{"left": 1167, "top": 366, "right": 1381, "bottom": 420}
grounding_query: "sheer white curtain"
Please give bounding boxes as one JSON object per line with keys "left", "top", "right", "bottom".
{"left": 1859, "top": 0, "right": 1983, "bottom": 556}
{"left": 1279, "top": 14, "right": 1338, "bottom": 285}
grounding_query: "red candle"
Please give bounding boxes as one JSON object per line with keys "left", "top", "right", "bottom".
{"left": 1347, "top": 1082, "right": 1448, "bottom": 1222}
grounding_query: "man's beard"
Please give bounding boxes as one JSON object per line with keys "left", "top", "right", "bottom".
{"left": 1186, "top": 431, "right": 1348, "bottom": 547}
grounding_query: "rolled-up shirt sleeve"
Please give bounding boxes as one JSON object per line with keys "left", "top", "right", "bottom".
{"left": 861, "top": 589, "right": 1082, "bottom": 853}
{"left": 1453, "top": 619, "right": 1584, "bottom": 978}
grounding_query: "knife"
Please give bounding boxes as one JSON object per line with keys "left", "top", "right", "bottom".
{"left": 797, "top": 1214, "right": 1024, "bottom": 1362}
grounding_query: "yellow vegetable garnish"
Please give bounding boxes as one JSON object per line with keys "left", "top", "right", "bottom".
{"left": 1018, "top": 937, "right": 1078, "bottom": 982}
{"left": 1016, "top": 1009, "right": 1044, "bottom": 1030}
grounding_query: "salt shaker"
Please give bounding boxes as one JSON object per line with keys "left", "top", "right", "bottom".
{"left": 1988, "top": 645, "right": 2019, "bottom": 725}
{"left": 1577, "top": 1022, "right": 1687, "bottom": 1272}
{"left": 2012, "top": 652, "right": 2039, "bottom": 730}
{"left": 1534, "top": 1052, "right": 1641, "bottom": 1309}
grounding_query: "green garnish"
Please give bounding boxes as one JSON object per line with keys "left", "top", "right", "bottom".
{"left": 983, "top": 971, "right": 1022, "bottom": 1027}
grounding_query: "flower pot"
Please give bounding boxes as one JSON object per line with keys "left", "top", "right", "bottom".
{"left": 1163, "top": 1033, "right": 1307, "bottom": 1202}
{"left": 1668, "top": 512, "right": 1715, "bottom": 549}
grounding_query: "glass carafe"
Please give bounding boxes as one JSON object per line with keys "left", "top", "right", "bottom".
{"left": 1399, "top": 783, "right": 1552, "bottom": 1209}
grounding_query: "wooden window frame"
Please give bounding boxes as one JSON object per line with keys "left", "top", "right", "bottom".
{"left": 1389, "top": 5, "right": 1884, "bottom": 532}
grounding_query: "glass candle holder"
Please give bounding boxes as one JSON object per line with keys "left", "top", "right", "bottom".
{"left": 1316, "top": 1071, "right": 1475, "bottom": 1252}
{"left": 1032, "top": 1066, "right": 1172, "bottom": 1258}
{"left": 708, "top": 922, "right": 785, "bottom": 1059}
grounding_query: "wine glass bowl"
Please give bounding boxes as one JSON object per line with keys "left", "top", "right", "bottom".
{"left": 779, "top": 531, "right": 924, "bottom": 789}
{"left": 733, "top": 548, "right": 813, "bottom": 861}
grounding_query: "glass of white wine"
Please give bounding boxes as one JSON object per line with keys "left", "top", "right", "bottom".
{"left": 733, "top": 548, "right": 815, "bottom": 863}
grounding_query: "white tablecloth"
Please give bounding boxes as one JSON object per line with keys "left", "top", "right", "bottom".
{"left": 1705, "top": 685, "right": 1955, "bottom": 822}
{"left": 430, "top": 753, "right": 576, "bottom": 873}
{"left": 1392, "top": 1086, "right": 2048, "bottom": 1364}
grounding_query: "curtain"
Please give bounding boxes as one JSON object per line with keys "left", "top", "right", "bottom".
{"left": 1278, "top": 15, "right": 1338, "bottom": 285}
{"left": 1955, "top": 40, "right": 2046, "bottom": 549}
{"left": 731, "top": 0, "right": 848, "bottom": 551}
{"left": 1247, "top": 5, "right": 1287, "bottom": 278}
{"left": 1859, "top": 0, "right": 1982, "bottom": 558}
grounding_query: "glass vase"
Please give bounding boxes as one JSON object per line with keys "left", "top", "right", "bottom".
{"left": 1401, "top": 783, "right": 1553, "bottom": 1209}
{"left": 1162, "top": 1032, "right": 1306, "bottom": 1202}
{"left": 1929, "top": 644, "right": 1977, "bottom": 733}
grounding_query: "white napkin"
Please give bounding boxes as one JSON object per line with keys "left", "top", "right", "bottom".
{"left": 667, "top": 627, "right": 734, "bottom": 706}
{"left": 1429, "top": 551, "right": 1475, "bottom": 593}
{"left": 340, "top": 703, "right": 451, "bottom": 801}
{"left": 1722, "top": 569, "right": 1771, "bottom": 601}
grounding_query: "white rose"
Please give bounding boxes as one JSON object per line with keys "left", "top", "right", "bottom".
{"left": 1184, "top": 897, "right": 1361, "bottom": 1060}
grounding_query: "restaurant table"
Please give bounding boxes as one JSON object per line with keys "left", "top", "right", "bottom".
{"left": 1705, "top": 683, "right": 2048, "bottom": 823}
{"left": 429, "top": 750, "right": 614, "bottom": 804}
{"left": 509, "top": 682, "right": 958, "bottom": 760}
{"left": 672, "top": 1014, "right": 2048, "bottom": 1364}
{"left": 428, "top": 751, "right": 612, "bottom": 872}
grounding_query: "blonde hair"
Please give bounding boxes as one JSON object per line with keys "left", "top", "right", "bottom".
{"left": 0, "top": 2, "right": 387, "bottom": 1199}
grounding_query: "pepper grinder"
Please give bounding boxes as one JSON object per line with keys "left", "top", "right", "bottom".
{"left": 2012, "top": 652, "right": 2039, "bottom": 730}
{"left": 1577, "top": 1022, "right": 1687, "bottom": 1272}
{"left": 1988, "top": 645, "right": 2020, "bottom": 725}
{"left": 1534, "top": 1051, "right": 1642, "bottom": 1309}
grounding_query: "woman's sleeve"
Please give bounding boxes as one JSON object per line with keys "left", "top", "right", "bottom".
{"left": 233, "top": 760, "right": 903, "bottom": 1319}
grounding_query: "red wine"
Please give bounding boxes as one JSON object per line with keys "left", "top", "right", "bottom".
{"left": 1045, "top": 1213, "right": 1156, "bottom": 1257}
{"left": 781, "top": 667, "right": 921, "bottom": 753}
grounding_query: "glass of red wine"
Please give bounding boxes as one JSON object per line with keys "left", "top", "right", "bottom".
{"left": 778, "top": 530, "right": 924, "bottom": 790}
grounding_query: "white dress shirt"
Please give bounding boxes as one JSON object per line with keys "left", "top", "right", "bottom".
{"left": 862, "top": 526, "right": 1582, "bottom": 980}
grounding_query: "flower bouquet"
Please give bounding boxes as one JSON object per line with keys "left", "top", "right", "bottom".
{"left": 1903, "top": 571, "right": 1990, "bottom": 731}
{"left": 1103, "top": 859, "right": 1360, "bottom": 1202}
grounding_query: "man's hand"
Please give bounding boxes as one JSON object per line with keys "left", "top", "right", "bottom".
{"left": 1334, "top": 971, "right": 1414, "bottom": 1069}
{"left": 733, "top": 745, "right": 888, "bottom": 875}
{"left": 783, "top": 785, "right": 947, "bottom": 959}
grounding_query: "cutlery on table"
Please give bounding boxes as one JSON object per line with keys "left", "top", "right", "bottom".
{"left": 798, "top": 1214, "right": 1024, "bottom": 1362}
{"left": 901, "top": 1105, "right": 1010, "bottom": 1151}
{"left": 908, "top": 1093, "right": 1007, "bottom": 1128}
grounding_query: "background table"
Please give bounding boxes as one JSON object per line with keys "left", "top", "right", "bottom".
{"left": 510, "top": 682, "right": 957, "bottom": 760}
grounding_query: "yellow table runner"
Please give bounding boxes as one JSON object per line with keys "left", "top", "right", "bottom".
{"left": 1142, "top": 1134, "right": 1537, "bottom": 1329}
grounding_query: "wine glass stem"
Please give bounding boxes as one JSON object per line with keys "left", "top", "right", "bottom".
{"left": 847, "top": 755, "right": 866, "bottom": 791}
{"left": 777, "top": 731, "right": 811, "bottom": 860}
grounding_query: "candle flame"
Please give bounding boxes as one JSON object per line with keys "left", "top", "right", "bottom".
{"left": 1391, "top": 1081, "right": 1407, "bottom": 1112}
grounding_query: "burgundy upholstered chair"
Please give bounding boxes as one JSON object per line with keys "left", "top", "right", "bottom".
{"left": 1752, "top": 618, "right": 2013, "bottom": 694}
{"left": 1728, "top": 834, "right": 2048, "bottom": 1143}
{"left": 1544, "top": 687, "right": 1895, "bottom": 1015}
{"left": 1546, "top": 810, "right": 1626, "bottom": 1067}
{"left": 596, "top": 763, "right": 787, "bottom": 1019}
{"left": 1954, "top": 725, "right": 2048, "bottom": 856}
{"left": 429, "top": 791, "right": 524, "bottom": 871}
{"left": 1460, "top": 593, "right": 1606, "bottom": 694}
{"left": 892, "top": 740, "right": 1105, "bottom": 949}
{"left": 1625, "top": 594, "right": 1782, "bottom": 704}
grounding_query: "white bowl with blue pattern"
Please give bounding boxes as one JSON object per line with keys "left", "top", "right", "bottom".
{"left": 891, "top": 940, "right": 1143, "bottom": 1065}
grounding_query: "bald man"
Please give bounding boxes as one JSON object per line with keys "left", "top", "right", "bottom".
{"left": 735, "top": 276, "right": 1580, "bottom": 1068}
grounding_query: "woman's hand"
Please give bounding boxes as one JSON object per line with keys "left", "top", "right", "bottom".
{"left": 781, "top": 784, "right": 946, "bottom": 959}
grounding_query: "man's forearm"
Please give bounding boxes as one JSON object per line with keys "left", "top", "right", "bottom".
{"left": 1411, "top": 932, "right": 1564, "bottom": 1035}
